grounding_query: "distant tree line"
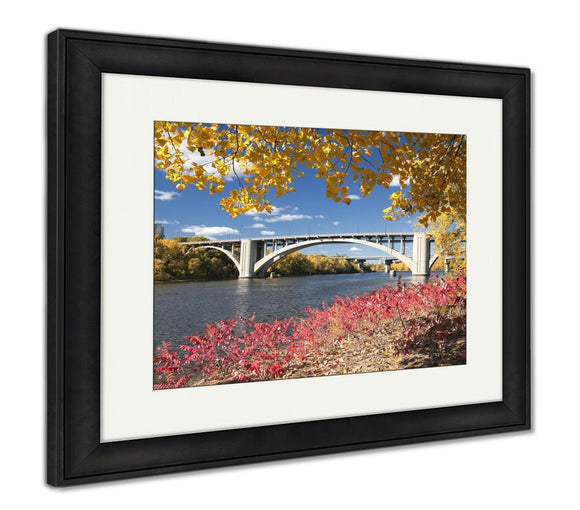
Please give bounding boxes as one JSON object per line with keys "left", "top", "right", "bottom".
{"left": 268, "top": 252, "right": 362, "bottom": 277}
{"left": 365, "top": 257, "right": 452, "bottom": 273}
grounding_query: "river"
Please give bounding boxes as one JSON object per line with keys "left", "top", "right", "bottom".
{"left": 154, "top": 271, "right": 441, "bottom": 351}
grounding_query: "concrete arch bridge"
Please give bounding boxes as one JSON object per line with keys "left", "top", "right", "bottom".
{"left": 182, "top": 232, "right": 438, "bottom": 278}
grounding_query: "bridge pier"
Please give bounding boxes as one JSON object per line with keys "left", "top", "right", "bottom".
{"left": 411, "top": 233, "right": 430, "bottom": 276}
{"left": 239, "top": 239, "right": 258, "bottom": 278}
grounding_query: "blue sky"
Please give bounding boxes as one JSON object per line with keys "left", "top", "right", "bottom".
{"left": 154, "top": 130, "right": 421, "bottom": 259}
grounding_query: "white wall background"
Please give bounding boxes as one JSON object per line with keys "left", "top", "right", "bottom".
{"left": 0, "top": 0, "right": 577, "bottom": 507}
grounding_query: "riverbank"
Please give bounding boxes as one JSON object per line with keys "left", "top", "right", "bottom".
{"left": 154, "top": 273, "right": 466, "bottom": 389}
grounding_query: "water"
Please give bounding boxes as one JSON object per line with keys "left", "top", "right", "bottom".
{"left": 154, "top": 271, "right": 433, "bottom": 350}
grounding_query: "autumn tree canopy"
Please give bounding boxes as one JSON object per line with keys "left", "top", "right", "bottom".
{"left": 154, "top": 122, "right": 466, "bottom": 226}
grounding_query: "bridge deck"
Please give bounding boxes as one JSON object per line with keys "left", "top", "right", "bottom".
{"left": 182, "top": 232, "right": 417, "bottom": 245}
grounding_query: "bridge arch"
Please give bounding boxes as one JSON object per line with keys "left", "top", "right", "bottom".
{"left": 428, "top": 254, "right": 439, "bottom": 270}
{"left": 186, "top": 245, "right": 241, "bottom": 273}
{"left": 253, "top": 238, "right": 413, "bottom": 276}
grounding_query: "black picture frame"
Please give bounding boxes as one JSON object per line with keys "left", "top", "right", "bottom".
{"left": 47, "top": 29, "right": 530, "bottom": 486}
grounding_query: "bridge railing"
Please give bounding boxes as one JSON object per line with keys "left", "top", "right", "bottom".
{"left": 182, "top": 232, "right": 418, "bottom": 245}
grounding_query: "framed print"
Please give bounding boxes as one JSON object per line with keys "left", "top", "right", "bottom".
{"left": 47, "top": 29, "right": 530, "bottom": 486}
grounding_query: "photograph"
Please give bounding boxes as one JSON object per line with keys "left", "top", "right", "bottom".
{"left": 153, "top": 122, "right": 467, "bottom": 389}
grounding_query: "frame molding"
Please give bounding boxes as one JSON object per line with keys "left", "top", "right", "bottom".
{"left": 47, "top": 29, "right": 530, "bottom": 486}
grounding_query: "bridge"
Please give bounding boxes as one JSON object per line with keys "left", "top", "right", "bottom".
{"left": 182, "top": 232, "right": 438, "bottom": 278}
{"left": 332, "top": 255, "right": 401, "bottom": 272}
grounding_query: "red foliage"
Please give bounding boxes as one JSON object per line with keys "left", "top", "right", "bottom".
{"left": 154, "top": 274, "right": 466, "bottom": 389}
{"left": 295, "top": 273, "right": 466, "bottom": 356}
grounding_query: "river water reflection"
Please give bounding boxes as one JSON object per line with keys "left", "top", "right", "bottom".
{"left": 154, "top": 271, "right": 436, "bottom": 351}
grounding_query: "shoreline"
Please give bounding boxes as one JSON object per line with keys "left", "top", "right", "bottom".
{"left": 154, "top": 270, "right": 407, "bottom": 284}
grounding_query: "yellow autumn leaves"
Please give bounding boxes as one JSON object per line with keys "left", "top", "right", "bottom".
{"left": 154, "top": 121, "right": 466, "bottom": 227}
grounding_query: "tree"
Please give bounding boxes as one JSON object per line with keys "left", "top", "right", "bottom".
{"left": 268, "top": 253, "right": 362, "bottom": 276}
{"left": 154, "top": 238, "right": 238, "bottom": 281}
{"left": 269, "top": 252, "right": 315, "bottom": 276}
{"left": 154, "top": 122, "right": 466, "bottom": 226}
{"left": 391, "top": 261, "right": 410, "bottom": 271}
{"left": 428, "top": 212, "right": 466, "bottom": 272}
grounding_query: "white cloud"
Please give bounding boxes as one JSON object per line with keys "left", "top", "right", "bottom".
{"left": 180, "top": 225, "right": 240, "bottom": 238}
{"left": 241, "top": 205, "right": 317, "bottom": 223}
{"left": 243, "top": 205, "right": 303, "bottom": 220}
{"left": 246, "top": 223, "right": 265, "bottom": 228}
{"left": 264, "top": 214, "right": 312, "bottom": 223}
{"left": 346, "top": 194, "right": 361, "bottom": 201}
{"left": 155, "top": 219, "right": 180, "bottom": 225}
{"left": 349, "top": 246, "right": 362, "bottom": 252}
{"left": 243, "top": 205, "right": 285, "bottom": 217}
{"left": 261, "top": 230, "right": 276, "bottom": 236}
{"left": 154, "top": 189, "right": 180, "bottom": 201}
{"left": 332, "top": 221, "right": 340, "bottom": 226}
